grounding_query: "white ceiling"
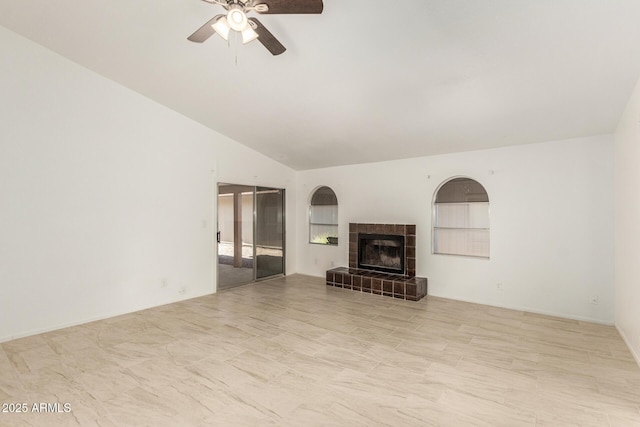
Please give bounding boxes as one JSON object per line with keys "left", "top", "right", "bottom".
{"left": 1, "top": 1, "right": 640, "bottom": 170}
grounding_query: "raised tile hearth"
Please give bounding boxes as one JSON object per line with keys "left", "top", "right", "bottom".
{"left": 326, "top": 267, "right": 428, "bottom": 301}
{"left": 326, "top": 223, "right": 428, "bottom": 301}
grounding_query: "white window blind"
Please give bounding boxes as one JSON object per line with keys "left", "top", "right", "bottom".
{"left": 309, "top": 186, "right": 338, "bottom": 245}
{"left": 433, "top": 178, "right": 489, "bottom": 258}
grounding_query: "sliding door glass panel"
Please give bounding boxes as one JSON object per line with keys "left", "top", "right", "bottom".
{"left": 255, "top": 187, "right": 285, "bottom": 279}
{"left": 217, "top": 184, "right": 255, "bottom": 289}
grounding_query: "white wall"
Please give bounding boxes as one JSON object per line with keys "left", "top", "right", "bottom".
{"left": 297, "top": 136, "right": 615, "bottom": 323}
{"left": 614, "top": 77, "right": 640, "bottom": 364}
{"left": 0, "top": 27, "right": 296, "bottom": 342}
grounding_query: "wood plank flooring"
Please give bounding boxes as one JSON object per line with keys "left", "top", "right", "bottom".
{"left": 1, "top": 274, "right": 639, "bottom": 426}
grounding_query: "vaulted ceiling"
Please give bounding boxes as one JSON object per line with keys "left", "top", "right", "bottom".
{"left": 2, "top": 1, "right": 640, "bottom": 170}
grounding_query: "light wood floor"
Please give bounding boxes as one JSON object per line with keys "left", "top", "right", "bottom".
{"left": 1, "top": 274, "right": 639, "bottom": 426}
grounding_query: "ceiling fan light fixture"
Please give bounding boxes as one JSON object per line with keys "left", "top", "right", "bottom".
{"left": 188, "top": 0, "right": 324, "bottom": 55}
{"left": 227, "top": 6, "right": 248, "bottom": 32}
{"left": 241, "top": 25, "right": 259, "bottom": 44}
{"left": 212, "top": 16, "right": 230, "bottom": 40}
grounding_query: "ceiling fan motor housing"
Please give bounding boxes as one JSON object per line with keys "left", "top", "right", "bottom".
{"left": 227, "top": 5, "right": 248, "bottom": 31}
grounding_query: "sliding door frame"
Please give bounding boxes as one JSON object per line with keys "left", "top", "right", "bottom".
{"left": 216, "top": 183, "right": 285, "bottom": 291}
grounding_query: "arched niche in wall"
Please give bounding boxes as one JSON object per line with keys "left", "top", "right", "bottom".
{"left": 432, "top": 177, "right": 490, "bottom": 258}
{"left": 309, "top": 186, "right": 338, "bottom": 245}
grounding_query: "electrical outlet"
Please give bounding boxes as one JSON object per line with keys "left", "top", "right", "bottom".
{"left": 161, "top": 279, "right": 168, "bottom": 288}
{"left": 591, "top": 296, "right": 599, "bottom": 305}
{"left": 496, "top": 282, "right": 502, "bottom": 291}
{"left": 179, "top": 286, "right": 186, "bottom": 295}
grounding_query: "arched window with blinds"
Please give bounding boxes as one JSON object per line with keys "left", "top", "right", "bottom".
{"left": 309, "top": 186, "right": 338, "bottom": 245}
{"left": 433, "top": 177, "right": 489, "bottom": 258}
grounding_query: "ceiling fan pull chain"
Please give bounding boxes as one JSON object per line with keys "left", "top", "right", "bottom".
{"left": 234, "top": 30, "right": 239, "bottom": 66}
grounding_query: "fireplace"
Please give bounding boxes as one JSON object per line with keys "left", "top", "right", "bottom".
{"left": 326, "top": 223, "right": 426, "bottom": 301}
{"left": 349, "top": 223, "right": 416, "bottom": 278}
{"left": 358, "top": 234, "right": 405, "bottom": 274}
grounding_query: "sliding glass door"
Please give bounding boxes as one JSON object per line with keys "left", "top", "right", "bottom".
{"left": 256, "top": 187, "right": 284, "bottom": 279}
{"left": 217, "top": 184, "right": 284, "bottom": 290}
{"left": 217, "top": 184, "right": 255, "bottom": 289}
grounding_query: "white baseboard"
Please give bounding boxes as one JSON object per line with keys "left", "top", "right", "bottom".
{"left": 418, "top": 291, "right": 615, "bottom": 325}
{"left": 616, "top": 325, "right": 640, "bottom": 368}
{"left": 306, "top": 271, "right": 615, "bottom": 325}
{"left": 0, "top": 291, "right": 211, "bottom": 344}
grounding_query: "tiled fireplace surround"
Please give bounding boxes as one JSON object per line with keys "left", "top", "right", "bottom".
{"left": 326, "top": 223, "right": 428, "bottom": 301}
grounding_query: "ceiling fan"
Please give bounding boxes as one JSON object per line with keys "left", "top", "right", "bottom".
{"left": 188, "top": 0, "right": 324, "bottom": 56}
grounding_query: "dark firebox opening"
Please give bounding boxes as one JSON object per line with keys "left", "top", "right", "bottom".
{"left": 358, "top": 234, "right": 405, "bottom": 274}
